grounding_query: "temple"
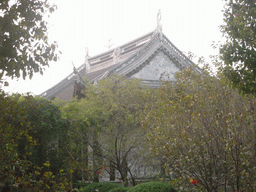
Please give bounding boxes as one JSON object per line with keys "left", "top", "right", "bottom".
{"left": 41, "top": 10, "right": 200, "bottom": 100}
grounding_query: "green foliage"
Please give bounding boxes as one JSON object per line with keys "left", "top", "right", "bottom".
{"left": 145, "top": 68, "right": 256, "bottom": 191}
{"left": 108, "top": 186, "right": 129, "bottom": 192}
{"left": 19, "top": 96, "right": 69, "bottom": 173}
{"left": 78, "top": 182, "right": 176, "bottom": 192}
{"left": 57, "top": 75, "right": 154, "bottom": 184}
{"left": 73, "top": 182, "right": 90, "bottom": 190}
{"left": 127, "top": 182, "right": 176, "bottom": 192}
{"left": 89, "top": 75, "right": 152, "bottom": 183}
{"left": 219, "top": 0, "right": 256, "bottom": 95}
{"left": 0, "top": 0, "right": 60, "bottom": 82}
{"left": 55, "top": 97, "right": 92, "bottom": 182}
{"left": 80, "top": 182, "right": 121, "bottom": 192}
{"left": 0, "top": 91, "right": 70, "bottom": 191}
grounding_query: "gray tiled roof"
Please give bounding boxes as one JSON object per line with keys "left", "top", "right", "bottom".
{"left": 40, "top": 30, "right": 200, "bottom": 100}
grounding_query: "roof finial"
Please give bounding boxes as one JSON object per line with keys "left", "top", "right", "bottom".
{"left": 157, "top": 9, "right": 161, "bottom": 27}
{"left": 72, "top": 61, "right": 78, "bottom": 74}
{"left": 105, "top": 39, "right": 114, "bottom": 50}
{"left": 85, "top": 47, "right": 89, "bottom": 58}
{"left": 113, "top": 47, "right": 121, "bottom": 64}
{"left": 85, "top": 47, "right": 90, "bottom": 71}
{"left": 154, "top": 9, "right": 163, "bottom": 40}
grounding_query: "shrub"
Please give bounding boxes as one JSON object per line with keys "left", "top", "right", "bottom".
{"left": 109, "top": 186, "right": 129, "bottom": 192}
{"left": 0, "top": 92, "right": 70, "bottom": 191}
{"left": 146, "top": 69, "right": 256, "bottom": 191}
{"left": 80, "top": 182, "right": 121, "bottom": 192}
{"left": 73, "top": 182, "right": 90, "bottom": 190}
{"left": 128, "top": 182, "right": 177, "bottom": 192}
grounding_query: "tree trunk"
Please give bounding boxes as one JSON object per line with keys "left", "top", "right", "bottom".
{"left": 122, "top": 159, "right": 128, "bottom": 187}
{"left": 93, "top": 131, "right": 99, "bottom": 182}
{"left": 110, "top": 160, "right": 115, "bottom": 181}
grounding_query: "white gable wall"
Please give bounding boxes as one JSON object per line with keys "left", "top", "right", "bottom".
{"left": 131, "top": 51, "right": 181, "bottom": 81}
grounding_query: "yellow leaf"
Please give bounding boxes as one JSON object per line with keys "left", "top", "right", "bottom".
{"left": 35, "top": 171, "right": 40, "bottom": 175}
{"left": 43, "top": 162, "right": 50, "bottom": 167}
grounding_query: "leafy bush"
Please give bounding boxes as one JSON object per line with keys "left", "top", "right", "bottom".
{"left": 80, "top": 182, "right": 121, "bottom": 192}
{"left": 128, "top": 182, "right": 177, "bottom": 192}
{"left": 73, "top": 182, "right": 90, "bottom": 190}
{"left": 108, "top": 186, "right": 129, "bottom": 192}
{"left": 146, "top": 69, "right": 256, "bottom": 191}
{"left": 0, "top": 92, "right": 70, "bottom": 191}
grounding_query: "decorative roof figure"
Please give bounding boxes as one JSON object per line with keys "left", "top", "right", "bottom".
{"left": 85, "top": 47, "right": 89, "bottom": 57}
{"left": 112, "top": 46, "right": 121, "bottom": 64}
{"left": 154, "top": 9, "right": 163, "bottom": 40}
{"left": 85, "top": 47, "right": 90, "bottom": 70}
{"left": 72, "top": 61, "right": 78, "bottom": 74}
{"left": 157, "top": 9, "right": 161, "bottom": 27}
{"left": 105, "top": 39, "right": 114, "bottom": 50}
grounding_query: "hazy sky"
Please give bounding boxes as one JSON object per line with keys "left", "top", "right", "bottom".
{"left": 2, "top": 0, "right": 226, "bottom": 95}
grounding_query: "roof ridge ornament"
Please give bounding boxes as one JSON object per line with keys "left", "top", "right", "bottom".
{"left": 105, "top": 39, "right": 114, "bottom": 50}
{"left": 85, "top": 47, "right": 90, "bottom": 71}
{"left": 113, "top": 46, "right": 121, "bottom": 64}
{"left": 157, "top": 9, "right": 161, "bottom": 27}
{"left": 72, "top": 61, "right": 78, "bottom": 74}
{"left": 154, "top": 9, "right": 163, "bottom": 40}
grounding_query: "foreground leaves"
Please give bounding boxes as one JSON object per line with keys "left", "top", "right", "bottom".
{"left": 57, "top": 75, "right": 155, "bottom": 185}
{"left": 219, "top": 0, "right": 256, "bottom": 95}
{"left": 0, "top": 0, "right": 59, "bottom": 82}
{"left": 0, "top": 91, "right": 70, "bottom": 191}
{"left": 145, "top": 69, "right": 256, "bottom": 191}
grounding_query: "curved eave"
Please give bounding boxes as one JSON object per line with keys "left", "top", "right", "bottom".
{"left": 40, "top": 30, "right": 201, "bottom": 100}
{"left": 40, "top": 75, "right": 76, "bottom": 99}
{"left": 107, "top": 32, "right": 201, "bottom": 78}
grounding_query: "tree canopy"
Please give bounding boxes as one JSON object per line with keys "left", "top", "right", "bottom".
{"left": 0, "top": 91, "right": 70, "bottom": 191}
{"left": 18, "top": 95, "right": 69, "bottom": 174}
{"left": 0, "top": 0, "right": 59, "bottom": 84}
{"left": 220, "top": 0, "right": 256, "bottom": 95}
{"left": 145, "top": 68, "right": 256, "bottom": 191}
{"left": 57, "top": 75, "right": 155, "bottom": 185}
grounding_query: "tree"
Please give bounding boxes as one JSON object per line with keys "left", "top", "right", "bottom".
{"left": 89, "top": 75, "right": 152, "bottom": 186}
{"left": 145, "top": 68, "right": 256, "bottom": 191}
{"left": 0, "top": 0, "right": 59, "bottom": 83}
{"left": 55, "top": 97, "right": 92, "bottom": 183}
{"left": 0, "top": 91, "right": 70, "bottom": 191}
{"left": 219, "top": 0, "right": 256, "bottom": 95}
{"left": 58, "top": 75, "right": 155, "bottom": 186}
{"left": 17, "top": 95, "right": 69, "bottom": 174}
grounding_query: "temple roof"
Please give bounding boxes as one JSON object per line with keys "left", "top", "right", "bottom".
{"left": 40, "top": 28, "right": 200, "bottom": 100}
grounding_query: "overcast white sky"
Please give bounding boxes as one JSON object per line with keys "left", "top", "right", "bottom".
{"left": 2, "top": 0, "right": 226, "bottom": 95}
